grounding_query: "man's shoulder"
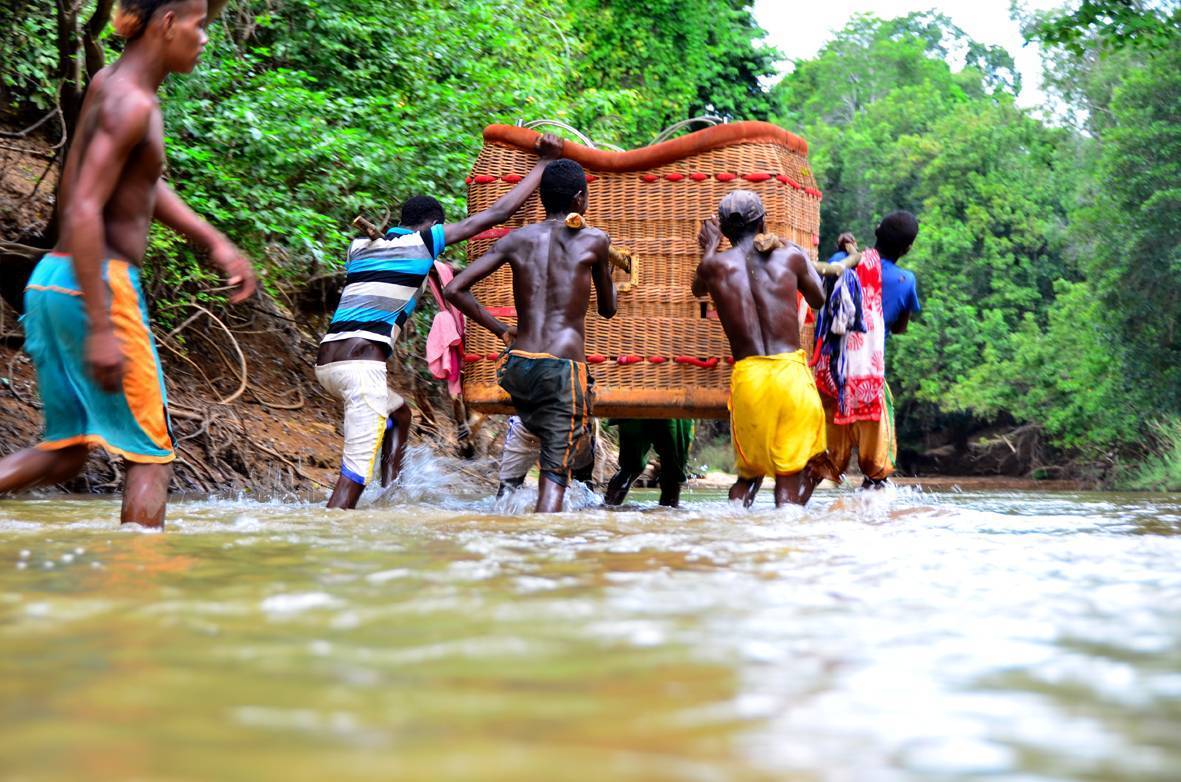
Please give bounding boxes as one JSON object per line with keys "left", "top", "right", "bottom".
{"left": 894, "top": 264, "right": 917, "bottom": 287}
{"left": 769, "top": 241, "right": 809, "bottom": 272}
{"left": 96, "top": 79, "right": 158, "bottom": 135}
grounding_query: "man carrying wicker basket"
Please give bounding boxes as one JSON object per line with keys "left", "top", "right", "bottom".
{"left": 445, "top": 159, "right": 618, "bottom": 513}
{"left": 693, "top": 191, "right": 833, "bottom": 507}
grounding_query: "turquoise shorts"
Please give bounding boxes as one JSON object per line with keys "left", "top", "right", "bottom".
{"left": 22, "top": 254, "right": 174, "bottom": 463}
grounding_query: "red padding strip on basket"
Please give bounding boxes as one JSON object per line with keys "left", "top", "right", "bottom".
{"left": 475, "top": 227, "right": 512, "bottom": 241}
{"left": 617, "top": 355, "right": 643, "bottom": 365}
{"left": 485, "top": 353, "right": 500, "bottom": 361}
{"left": 690, "top": 172, "right": 709, "bottom": 181}
{"left": 473, "top": 175, "right": 498, "bottom": 184}
{"left": 743, "top": 172, "right": 773, "bottom": 182}
{"left": 501, "top": 174, "right": 523, "bottom": 184}
{"left": 664, "top": 173, "right": 685, "bottom": 182}
{"left": 586, "top": 354, "right": 606, "bottom": 364}
{"left": 473, "top": 227, "right": 513, "bottom": 241}
{"left": 648, "top": 356, "right": 667, "bottom": 364}
{"left": 486, "top": 307, "right": 517, "bottom": 317}
{"left": 674, "top": 356, "right": 719, "bottom": 368}
{"left": 716, "top": 172, "right": 738, "bottom": 182}
{"left": 585, "top": 174, "right": 598, "bottom": 183}
{"left": 640, "top": 174, "right": 659, "bottom": 183}
{"left": 464, "top": 354, "right": 483, "bottom": 363}
{"left": 725, "top": 356, "right": 736, "bottom": 365}
{"left": 465, "top": 176, "right": 473, "bottom": 185}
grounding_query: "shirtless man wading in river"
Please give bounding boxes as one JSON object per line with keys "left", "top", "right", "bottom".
{"left": 0, "top": 0, "right": 257, "bottom": 527}
{"left": 692, "top": 191, "right": 830, "bottom": 507}
{"left": 445, "top": 159, "right": 617, "bottom": 513}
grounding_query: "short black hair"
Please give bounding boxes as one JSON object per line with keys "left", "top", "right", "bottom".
{"left": 719, "top": 212, "right": 764, "bottom": 243}
{"left": 113, "top": 0, "right": 187, "bottom": 39}
{"left": 400, "top": 195, "right": 445, "bottom": 227}
{"left": 875, "top": 211, "right": 919, "bottom": 259}
{"left": 540, "top": 159, "right": 587, "bottom": 214}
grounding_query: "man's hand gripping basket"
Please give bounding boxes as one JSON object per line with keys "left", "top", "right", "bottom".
{"left": 461, "top": 121, "right": 822, "bottom": 418}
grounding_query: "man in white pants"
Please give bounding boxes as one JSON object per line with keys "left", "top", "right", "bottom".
{"left": 497, "top": 416, "right": 597, "bottom": 498}
{"left": 315, "top": 135, "right": 564, "bottom": 508}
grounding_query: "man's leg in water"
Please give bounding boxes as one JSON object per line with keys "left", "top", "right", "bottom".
{"left": 653, "top": 425, "right": 686, "bottom": 508}
{"left": 0, "top": 445, "right": 90, "bottom": 493}
{"left": 658, "top": 468, "right": 681, "bottom": 508}
{"left": 122, "top": 462, "right": 171, "bottom": 527}
{"left": 773, "top": 466, "right": 822, "bottom": 507}
{"left": 604, "top": 469, "right": 640, "bottom": 505}
{"left": 327, "top": 475, "right": 365, "bottom": 510}
{"left": 380, "top": 405, "right": 412, "bottom": 487}
{"left": 729, "top": 476, "right": 763, "bottom": 508}
{"left": 497, "top": 477, "right": 526, "bottom": 498}
{"left": 605, "top": 427, "right": 648, "bottom": 506}
{"left": 536, "top": 470, "right": 567, "bottom": 513}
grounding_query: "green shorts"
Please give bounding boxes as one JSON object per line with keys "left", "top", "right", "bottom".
{"left": 497, "top": 350, "right": 592, "bottom": 486}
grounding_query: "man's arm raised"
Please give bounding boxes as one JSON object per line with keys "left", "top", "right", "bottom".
{"left": 442, "top": 134, "right": 564, "bottom": 247}
{"left": 692, "top": 216, "right": 722, "bottom": 298}
{"left": 591, "top": 233, "right": 617, "bottom": 319}
{"left": 154, "top": 182, "right": 257, "bottom": 303}
{"left": 63, "top": 94, "right": 152, "bottom": 391}
{"left": 790, "top": 246, "right": 826, "bottom": 311}
{"left": 444, "top": 237, "right": 515, "bottom": 346}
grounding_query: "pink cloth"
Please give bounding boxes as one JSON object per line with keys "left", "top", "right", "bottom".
{"left": 813, "top": 247, "right": 885, "bottom": 424}
{"left": 425, "top": 261, "right": 466, "bottom": 398}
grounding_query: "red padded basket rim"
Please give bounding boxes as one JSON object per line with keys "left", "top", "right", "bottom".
{"left": 483, "top": 121, "right": 810, "bottom": 173}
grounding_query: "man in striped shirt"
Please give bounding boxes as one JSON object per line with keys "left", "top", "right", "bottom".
{"left": 315, "top": 134, "right": 563, "bottom": 509}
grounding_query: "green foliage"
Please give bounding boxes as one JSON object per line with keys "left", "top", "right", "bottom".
{"left": 1029, "top": 0, "right": 1181, "bottom": 54}
{"left": 0, "top": 4, "right": 60, "bottom": 111}
{"left": 775, "top": 9, "right": 1179, "bottom": 478}
{"left": 1129, "top": 419, "right": 1181, "bottom": 491}
{"left": 773, "top": 14, "right": 1079, "bottom": 452}
{"left": 568, "top": 0, "right": 778, "bottom": 145}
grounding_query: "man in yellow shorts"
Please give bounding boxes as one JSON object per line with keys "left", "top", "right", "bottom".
{"left": 692, "top": 191, "right": 831, "bottom": 507}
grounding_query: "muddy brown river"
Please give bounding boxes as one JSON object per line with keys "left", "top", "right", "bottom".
{"left": 2, "top": 458, "right": 1179, "bottom": 781}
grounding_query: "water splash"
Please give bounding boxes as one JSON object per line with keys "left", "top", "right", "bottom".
{"left": 369, "top": 445, "right": 497, "bottom": 507}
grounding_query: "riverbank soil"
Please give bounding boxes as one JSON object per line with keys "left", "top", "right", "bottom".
{"left": 0, "top": 295, "right": 482, "bottom": 500}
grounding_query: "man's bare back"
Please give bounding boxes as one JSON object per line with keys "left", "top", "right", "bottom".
{"left": 693, "top": 217, "right": 825, "bottom": 360}
{"left": 445, "top": 157, "right": 616, "bottom": 512}
{"left": 496, "top": 219, "right": 614, "bottom": 361}
{"left": 692, "top": 191, "right": 830, "bottom": 508}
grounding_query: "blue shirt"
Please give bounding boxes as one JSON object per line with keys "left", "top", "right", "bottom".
{"left": 881, "top": 258, "right": 920, "bottom": 332}
{"left": 322, "top": 224, "right": 446, "bottom": 349}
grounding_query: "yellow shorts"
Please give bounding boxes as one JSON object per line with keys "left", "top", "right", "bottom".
{"left": 729, "top": 350, "right": 826, "bottom": 478}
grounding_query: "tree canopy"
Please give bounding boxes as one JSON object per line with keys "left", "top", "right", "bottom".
{"left": 2, "top": 0, "right": 1179, "bottom": 482}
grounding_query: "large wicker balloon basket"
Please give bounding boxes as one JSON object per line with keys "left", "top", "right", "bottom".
{"left": 460, "top": 120, "right": 822, "bottom": 419}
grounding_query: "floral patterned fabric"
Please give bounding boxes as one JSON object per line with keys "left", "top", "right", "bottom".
{"left": 812, "top": 248, "right": 885, "bottom": 424}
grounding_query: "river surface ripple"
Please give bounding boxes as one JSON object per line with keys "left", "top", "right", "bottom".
{"left": 1, "top": 481, "right": 1179, "bottom": 781}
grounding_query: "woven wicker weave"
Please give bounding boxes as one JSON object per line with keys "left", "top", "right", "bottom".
{"left": 462, "top": 121, "right": 821, "bottom": 418}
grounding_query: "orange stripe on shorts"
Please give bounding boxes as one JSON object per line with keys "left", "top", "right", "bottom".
{"left": 107, "top": 262, "right": 172, "bottom": 453}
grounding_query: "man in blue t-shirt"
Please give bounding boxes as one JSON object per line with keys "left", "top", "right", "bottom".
{"left": 822, "top": 213, "right": 920, "bottom": 487}
{"left": 826, "top": 229, "right": 921, "bottom": 335}
{"left": 880, "top": 221, "right": 921, "bottom": 335}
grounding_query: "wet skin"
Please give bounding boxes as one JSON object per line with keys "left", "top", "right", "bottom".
{"left": 0, "top": 0, "right": 257, "bottom": 528}
{"left": 317, "top": 135, "right": 565, "bottom": 509}
{"left": 692, "top": 216, "right": 827, "bottom": 508}
{"left": 445, "top": 193, "right": 617, "bottom": 513}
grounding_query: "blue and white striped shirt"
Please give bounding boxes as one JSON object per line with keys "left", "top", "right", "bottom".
{"left": 321, "top": 225, "right": 446, "bottom": 349}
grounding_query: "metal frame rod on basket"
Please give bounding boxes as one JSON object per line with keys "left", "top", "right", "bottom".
{"left": 650, "top": 116, "right": 728, "bottom": 146}
{"left": 515, "top": 119, "right": 625, "bottom": 152}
